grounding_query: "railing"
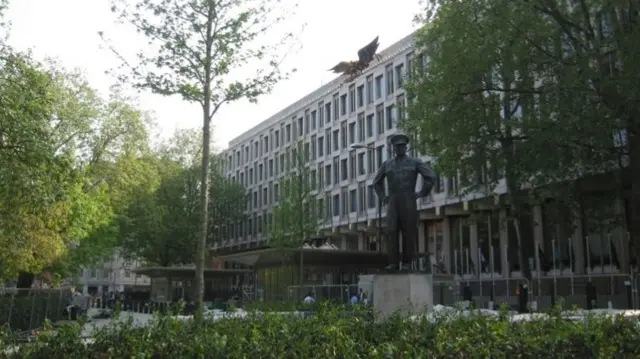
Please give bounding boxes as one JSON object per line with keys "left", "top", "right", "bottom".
{"left": 287, "top": 283, "right": 373, "bottom": 303}
{"left": 432, "top": 277, "right": 531, "bottom": 310}
{"left": 0, "top": 288, "right": 72, "bottom": 332}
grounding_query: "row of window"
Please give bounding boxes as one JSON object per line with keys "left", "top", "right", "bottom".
{"left": 227, "top": 52, "right": 425, "bottom": 171}
{"left": 231, "top": 95, "right": 406, "bottom": 187}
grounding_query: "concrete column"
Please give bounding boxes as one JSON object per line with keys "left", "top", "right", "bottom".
{"left": 442, "top": 217, "right": 451, "bottom": 273}
{"left": 358, "top": 232, "right": 364, "bottom": 251}
{"left": 499, "top": 209, "right": 509, "bottom": 277}
{"left": 571, "top": 208, "right": 585, "bottom": 274}
{"left": 469, "top": 219, "right": 480, "bottom": 275}
{"left": 341, "top": 236, "right": 347, "bottom": 250}
{"left": 418, "top": 221, "right": 426, "bottom": 253}
{"left": 533, "top": 205, "right": 544, "bottom": 272}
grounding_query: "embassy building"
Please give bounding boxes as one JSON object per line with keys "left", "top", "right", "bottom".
{"left": 213, "top": 33, "right": 633, "bottom": 308}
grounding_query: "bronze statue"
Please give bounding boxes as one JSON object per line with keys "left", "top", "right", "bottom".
{"left": 373, "top": 134, "right": 437, "bottom": 272}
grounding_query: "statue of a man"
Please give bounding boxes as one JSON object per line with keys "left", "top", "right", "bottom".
{"left": 373, "top": 134, "right": 437, "bottom": 272}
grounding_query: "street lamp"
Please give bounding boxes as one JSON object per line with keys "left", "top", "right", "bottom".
{"left": 350, "top": 143, "right": 383, "bottom": 253}
{"left": 349, "top": 143, "right": 375, "bottom": 151}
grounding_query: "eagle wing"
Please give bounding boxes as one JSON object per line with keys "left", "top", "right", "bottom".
{"left": 357, "top": 36, "right": 380, "bottom": 64}
{"left": 329, "top": 61, "right": 357, "bottom": 74}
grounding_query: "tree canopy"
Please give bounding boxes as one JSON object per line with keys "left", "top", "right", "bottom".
{"left": 406, "top": 0, "right": 639, "bottom": 277}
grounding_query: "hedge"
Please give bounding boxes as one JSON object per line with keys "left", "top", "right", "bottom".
{"left": 0, "top": 291, "right": 70, "bottom": 332}
{"left": 2, "top": 304, "right": 640, "bottom": 358}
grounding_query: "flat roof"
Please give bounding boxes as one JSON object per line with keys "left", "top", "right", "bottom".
{"left": 219, "top": 247, "right": 389, "bottom": 268}
{"left": 133, "top": 267, "right": 251, "bottom": 279}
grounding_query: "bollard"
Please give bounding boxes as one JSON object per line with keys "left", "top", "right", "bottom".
{"left": 517, "top": 283, "right": 528, "bottom": 313}
{"left": 586, "top": 281, "right": 596, "bottom": 310}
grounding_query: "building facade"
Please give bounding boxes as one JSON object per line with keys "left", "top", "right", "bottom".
{"left": 77, "top": 253, "right": 150, "bottom": 294}
{"left": 215, "top": 32, "right": 631, "bottom": 305}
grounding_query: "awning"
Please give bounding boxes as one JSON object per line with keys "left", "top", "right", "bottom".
{"left": 133, "top": 266, "right": 251, "bottom": 279}
{"left": 218, "top": 247, "right": 389, "bottom": 269}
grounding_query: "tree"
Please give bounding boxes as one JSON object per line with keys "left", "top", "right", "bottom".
{"left": 267, "top": 141, "right": 317, "bottom": 289}
{"left": 0, "top": 46, "right": 154, "bottom": 286}
{"left": 208, "top": 156, "right": 247, "bottom": 247}
{"left": 119, "top": 139, "right": 246, "bottom": 269}
{"left": 104, "top": 0, "right": 300, "bottom": 322}
{"left": 405, "top": 0, "right": 629, "bottom": 279}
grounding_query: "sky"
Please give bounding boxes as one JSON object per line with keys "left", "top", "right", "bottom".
{"left": 5, "top": 0, "right": 423, "bottom": 151}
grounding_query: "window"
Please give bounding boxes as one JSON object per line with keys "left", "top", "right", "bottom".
{"left": 350, "top": 189, "right": 357, "bottom": 213}
{"left": 340, "top": 94, "right": 347, "bottom": 116}
{"left": 311, "top": 135, "right": 317, "bottom": 159}
{"left": 341, "top": 187, "right": 348, "bottom": 216}
{"left": 318, "top": 136, "right": 324, "bottom": 157}
{"left": 376, "top": 145, "right": 384, "bottom": 168}
{"left": 367, "top": 185, "right": 376, "bottom": 208}
{"left": 395, "top": 63, "right": 404, "bottom": 89}
{"left": 340, "top": 158, "right": 349, "bottom": 181}
{"left": 297, "top": 117, "right": 303, "bottom": 137}
{"left": 318, "top": 102, "right": 324, "bottom": 128}
{"left": 332, "top": 194, "right": 340, "bottom": 217}
{"left": 317, "top": 162, "right": 324, "bottom": 189}
{"left": 386, "top": 105, "right": 395, "bottom": 129}
{"left": 325, "top": 164, "right": 332, "bottom": 186}
{"left": 396, "top": 94, "right": 406, "bottom": 123}
{"left": 375, "top": 75, "right": 383, "bottom": 99}
{"left": 349, "top": 151, "right": 356, "bottom": 179}
{"left": 349, "top": 84, "right": 356, "bottom": 113}
{"left": 367, "top": 145, "right": 375, "bottom": 173}
{"left": 333, "top": 93, "right": 339, "bottom": 120}
{"left": 311, "top": 110, "right": 317, "bottom": 130}
{"left": 376, "top": 104, "right": 384, "bottom": 135}
{"left": 332, "top": 130, "right": 339, "bottom": 151}
{"left": 358, "top": 152, "right": 365, "bottom": 175}
{"left": 357, "top": 85, "right": 364, "bottom": 107}
{"left": 366, "top": 75, "right": 373, "bottom": 104}
{"left": 274, "top": 130, "right": 280, "bottom": 147}
{"left": 348, "top": 122, "right": 356, "bottom": 145}
{"left": 385, "top": 64, "right": 394, "bottom": 96}
{"left": 333, "top": 157, "right": 340, "bottom": 184}
{"left": 366, "top": 114, "right": 374, "bottom": 138}
{"left": 358, "top": 182, "right": 366, "bottom": 213}
{"left": 340, "top": 121, "right": 347, "bottom": 149}
{"left": 357, "top": 113, "right": 365, "bottom": 142}
{"left": 285, "top": 124, "right": 291, "bottom": 142}
{"left": 325, "top": 129, "right": 331, "bottom": 154}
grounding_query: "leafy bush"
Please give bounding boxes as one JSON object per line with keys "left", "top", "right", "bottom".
{"left": 2, "top": 304, "right": 640, "bottom": 358}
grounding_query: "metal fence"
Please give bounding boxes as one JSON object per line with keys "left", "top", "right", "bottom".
{"left": 287, "top": 284, "right": 372, "bottom": 303}
{"left": 432, "top": 277, "right": 531, "bottom": 310}
{"left": 0, "top": 288, "right": 72, "bottom": 332}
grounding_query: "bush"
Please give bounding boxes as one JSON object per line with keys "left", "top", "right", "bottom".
{"left": 2, "top": 305, "right": 640, "bottom": 358}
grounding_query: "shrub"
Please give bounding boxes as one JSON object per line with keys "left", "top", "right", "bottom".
{"left": 2, "top": 305, "right": 640, "bottom": 358}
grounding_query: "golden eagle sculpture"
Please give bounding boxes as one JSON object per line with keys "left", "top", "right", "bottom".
{"left": 329, "top": 36, "right": 380, "bottom": 83}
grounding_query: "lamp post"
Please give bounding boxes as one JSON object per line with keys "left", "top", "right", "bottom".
{"left": 349, "top": 144, "right": 383, "bottom": 253}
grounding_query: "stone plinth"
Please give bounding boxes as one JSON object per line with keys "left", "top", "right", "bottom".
{"left": 369, "top": 273, "right": 454, "bottom": 319}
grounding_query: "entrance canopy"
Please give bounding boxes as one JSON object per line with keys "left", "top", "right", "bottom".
{"left": 218, "top": 247, "right": 389, "bottom": 269}
{"left": 133, "top": 266, "right": 251, "bottom": 279}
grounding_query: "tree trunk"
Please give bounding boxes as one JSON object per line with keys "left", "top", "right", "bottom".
{"left": 16, "top": 272, "right": 35, "bottom": 296}
{"left": 194, "top": 111, "right": 211, "bottom": 324}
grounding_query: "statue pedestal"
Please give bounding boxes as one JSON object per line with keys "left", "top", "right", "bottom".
{"left": 368, "top": 273, "right": 454, "bottom": 319}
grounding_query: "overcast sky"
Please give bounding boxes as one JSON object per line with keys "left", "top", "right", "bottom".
{"left": 5, "top": 0, "right": 421, "bottom": 151}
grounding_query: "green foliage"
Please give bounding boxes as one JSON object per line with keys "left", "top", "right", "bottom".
{"left": 118, "top": 132, "right": 246, "bottom": 266}
{"left": 405, "top": 0, "right": 640, "bottom": 277}
{"left": 4, "top": 306, "right": 640, "bottom": 358}
{"left": 104, "top": 0, "right": 301, "bottom": 321}
{"left": 268, "top": 141, "right": 317, "bottom": 250}
{"left": 0, "top": 46, "right": 155, "bottom": 281}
